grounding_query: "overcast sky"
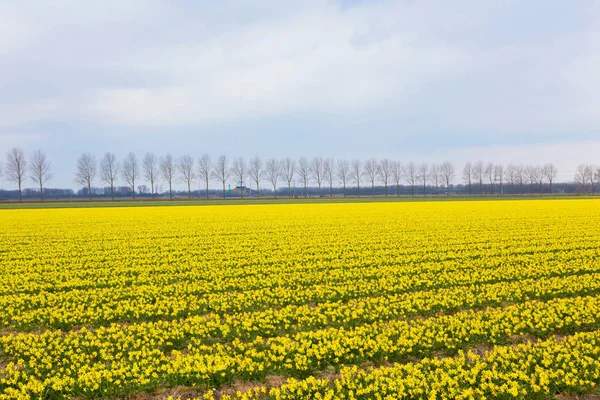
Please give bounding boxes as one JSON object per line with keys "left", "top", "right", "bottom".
{"left": 0, "top": 0, "right": 599, "bottom": 189}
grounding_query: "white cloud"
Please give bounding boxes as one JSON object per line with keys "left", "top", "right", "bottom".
{"left": 80, "top": 4, "right": 469, "bottom": 126}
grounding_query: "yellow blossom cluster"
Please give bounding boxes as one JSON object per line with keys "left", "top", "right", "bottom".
{"left": 1, "top": 200, "right": 600, "bottom": 399}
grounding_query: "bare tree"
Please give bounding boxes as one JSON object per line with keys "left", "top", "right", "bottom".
{"left": 535, "top": 165, "right": 545, "bottom": 195}
{"left": 142, "top": 153, "right": 158, "bottom": 199}
{"left": 473, "top": 161, "right": 484, "bottom": 196}
{"left": 404, "top": 162, "right": 417, "bottom": 196}
{"left": 336, "top": 160, "right": 350, "bottom": 197}
{"left": 429, "top": 164, "right": 440, "bottom": 195}
{"left": 122, "top": 152, "right": 139, "bottom": 200}
{"left": 391, "top": 161, "right": 403, "bottom": 197}
{"left": 248, "top": 156, "right": 263, "bottom": 198}
{"left": 6, "top": 148, "right": 27, "bottom": 201}
{"left": 506, "top": 164, "right": 517, "bottom": 195}
{"left": 323, "top": 158, "right": 335, "bottom": 197}
{"left": 231, "top": 157, "right": 247, "bottom": 198}
{"left": 575, "top": 164, "right": 587, "bottom": 193}
{"left": 588, "top": 165, "right": 597, "bottom": 195}
{"left": 211, "top": 155, "right": 230, "bottom": 199}
{"left": 29, "top": 150, "right": 52, "bottom": 200}
{"left": 462, "top": 162, "right": 473, "bottom": 195}
{"left": 297, "top": 157, "right": 310, "bottom": 197}
{"left": 310, "top": 156, "right": 325, "bottom": 195}
{"left": 350, "top": 160, "right": 362, "bottom": 197}
{"left": 281, "top": 157, "right": 296, "bottom": 198}
{"left": 100, "top": 152, "right": 119, "bottom": 201}
{"left": 515, "top": 164, "right": 525, "bottom": 195}
{"left": 575, "top": 164, "right": 595, "bottom": 194}
{"left": 363, "top": 158, "right": 378, "bottom": 197}
{"left": 494, "top": 164, "right": 504, "bottom": 195}
{"left": 525, "top": 165, "right": 540, "bottom": 195}
{"left": 197, "top": 154, "right": 212, "bottom": 199}
{"left": 160, "top": 154, "right": 176, "bottom": 200}
{"left": 484, "top": 163, "right": 496, "bottom": 195}
{"left": 75, "top": 153, "right": 96, "bottom": 201}
{"left": 265, "top": 158, "right": 280, "bottom": 197}
{"left": 378, "top": 159, "right": 392, "bottom": 196}
{"left": 417, "top": 163, "right": 428, "bottom": 196}
{"left": 179, "top": 154, "right": 195, "bottom": 199}
{"left": 543, "top": 164, "right": 558, "bottom": 194}
{"left": 440, "top": 161, "right": 455, "bottom": 196}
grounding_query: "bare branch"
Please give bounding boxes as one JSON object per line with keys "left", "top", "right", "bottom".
{"left": 122, "top": 152, "right": 139, "bottom": 199}
{"left": 6, "top": 148, "right": 27, "bottom": 201}
{"left": 363, "top": 158, "right": 378, "bottom": 197}
{"left": 310, "top": 156, "right": 325, "bottom": 195}
{"left": 231, "top": 157, "right": 247, "bottom": 198}
{"left": 265, "top": 158, "right": 280, "bottom": 197}
{"left": 160, "top": 154, "right": 176, "bottom": 200}
{"left": 281, "top": 157, "right": 296, "bottom": 197}
{"left": 336, "top": 160, "right": 350, "bottom": 197}
{"left": 142, "top": 153, "right": 158, "bottom": 199}
{"left": 100, "top": 153, "right": 119, "bottom": 200}
{"left": 297, "top": 157, "right": 310, "bottom": 197}
{"left": 29, "top": 150, "right": 52, "bottom": 200}
{"left": 197, "top": 154, "right": 212, "bottom": 199}
{"left": 178, "top": 154, "right": 195, "bottom": 199}
{"left": 211, "top": 155, "right": 229, "bottom": 198}
{"left": 75, "top": 153, "right": 96, "bottom": 201}
{"left": 248, "top": 156, "right": 263, "bottom": 198}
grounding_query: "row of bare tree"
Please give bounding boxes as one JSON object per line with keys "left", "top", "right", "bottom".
{"left": 2, "top": 147, "right": 599, "bottom": 200}
{"left": 461, "top": 162, "right": 561, "bottom": 195}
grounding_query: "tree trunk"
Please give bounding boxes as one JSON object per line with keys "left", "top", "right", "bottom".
{"left": 256, "top": 182, "right": 260, "bottom": 198}
{"left": 288, "top": 183, "right": 292, "bottom": 198}
{"left": 18, "top": 182, "right": 22, "bottom": 202}
{"left": 188, "top": 183, "right": 191, "bottom": 199}
{"left": 169, "top": 183, "right": 173, "bottom": 200}
{"left": 132, "top": 185, "right": 136, "bottom": 200}
{"left": 206, "top": 182, "right": 209, "bottom": 199}
{"left": 372, "top": 183, "right": 375, "bottom": 197}
{"left": 111, "top": 185, "right": 115, "bottom": 201}
{"left": 39, "top": 183, "right": 43, "bottom": 201}
{"left": 385, "top": 184, "right": 388, "bottom": 196}
{"left": 329, "top": 184, "right": 333, "bottom": 198}
{"left": 88, "top": 183, "right": 92, "bottom": 201}
{"left": 357, "top": 183, "right": 360, "bottom": 197}
{"left": 273, "top": 184, "right": 277, "bottom": 198}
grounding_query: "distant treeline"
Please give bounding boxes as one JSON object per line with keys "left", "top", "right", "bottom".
{"left": 0, "top": 148, "right": 598, "bottom": 201}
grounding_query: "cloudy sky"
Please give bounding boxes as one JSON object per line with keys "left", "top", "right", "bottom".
{"left": 0, "top": 0, "right": 598, "bottom": 188}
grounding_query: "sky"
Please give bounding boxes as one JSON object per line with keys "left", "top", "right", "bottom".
{"left": 0, "top": 0, "right": 599, "bottom": 189}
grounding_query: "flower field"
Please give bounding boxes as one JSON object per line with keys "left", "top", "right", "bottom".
{"left": 1, "top": 199, "right": 600, "bottom": 399}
